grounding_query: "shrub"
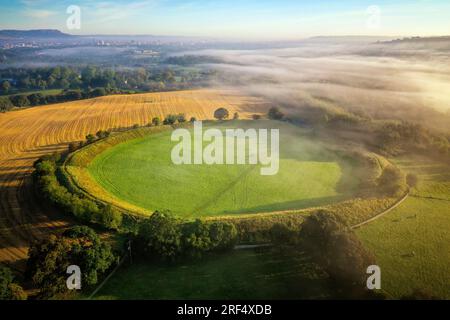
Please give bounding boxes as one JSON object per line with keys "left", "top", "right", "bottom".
{"left": 163, "top": 114, "right": 178, "bottom": 125}
{"left": 151, "top": 117, "right": 161, "bottom": 126}
{"left": 95, "top": 130, "right": 110, "bottom": 139}
{"left": 252, "top": 114, "right": 262, "bottom": 120}
{"left": 0, "top": 97, "right": 13, "bottom": 112}
{"left": 268, "top": 107, "right": 284, "bottom": 120}
{"left": 176, "top": 113, "right": 186, "bottom": 123}
{"left": 85, "top": 134, "right": 96, "bottom": 144}
{"left": 0, "top": 266, "right": 27, "bottom": 300}
{"left": 10, "top": 95, "right": 30, "bottom": 107}
{"left": 68, "top": 142, "right": 80, "bottom": 153}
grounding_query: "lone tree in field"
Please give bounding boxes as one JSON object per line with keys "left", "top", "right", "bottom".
{"left": 268, "top": 107, "right": 285, "bottom": 120}
{"left": 233, "top": 112, "right": 239, "bottom": 120}
{"left": 214, "top": 108, "right": 229, "bottom": 121}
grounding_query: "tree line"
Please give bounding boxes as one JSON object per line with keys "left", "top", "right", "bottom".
{"left": 0, "top": 65, "right": 211, "bottom": 112}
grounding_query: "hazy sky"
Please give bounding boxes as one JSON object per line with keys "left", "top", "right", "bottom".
{"left": 1, "top": 0, "right": 449, "bottom": 39}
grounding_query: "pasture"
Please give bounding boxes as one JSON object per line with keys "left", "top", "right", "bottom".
{"left": 92, "top": 248, "right": 331, "bottom": 300}
{"left": 85, "top": 121, "right": 359, "bottom": 217}
{"left": 356, "top": 156, "right": 450, "bottom": 299}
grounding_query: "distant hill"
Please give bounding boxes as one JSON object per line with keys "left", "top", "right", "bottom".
{"left": 381, "top": 36, "right": 450, "bottom": 44}
{"left": 0, "top": 29, "right": 73, "bottom": 39}
{"left": 306, "top": 36, "right": 398, "bottom": 44}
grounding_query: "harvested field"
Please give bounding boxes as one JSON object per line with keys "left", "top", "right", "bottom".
{"left": 0, "top": 89, "right": 266, "bottom": 271}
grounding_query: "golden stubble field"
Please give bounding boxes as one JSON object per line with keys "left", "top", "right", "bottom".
{"left": 0, "top": 89, "right": 266, "bottom": 271}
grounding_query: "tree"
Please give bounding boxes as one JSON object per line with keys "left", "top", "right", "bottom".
{"left": 214, "top": 108, "right": 229, "bottom": 121}
{"left": 1, "top": 80, "right": 11, "bottom": 93}
{"left": 95, "top": 130, "right": 110, "bottom": 139}
{"left": 163, "top": 114, "right": 178, "bottom": 125}
{"left": 26, "top": 226, "right": 115, "bottom": 299}
{"left": 0, "top": 266, "right": 27, "bottom": 300}
{"left": 63, "top": 90, "right": 83, "bottom": 101}
{"left": 10, "top": 95, "right": 30, "bottom": 107}
{"left": 98, "top": 205, "right": 122, "bottom": 230}
{"left": 252, "top": 114, "right": 262, "bottom": 120}
{"left": 377, "top": 165, "right": 407, "bottom": 197}
{"left": 268, "top": 107, "right": 284, "bottom": 120}
{"left": 176, "top": 113, "right": 186, "bottom": 123}
{"left": 85, "top": 134, "right": 96, "bottom": 144}
{"left": 0, "top": 97, "right": 13, "bottom": 112}
{"left": 207, "top": 221, "right": 237, "bottom": 250}
{"left": 138, "top": 211, "right": 182, "bottom": 260}
{"left": 269, "top": 223, "right": 298, "bottom": 246}
{"left": 90, "top": 87, "right": 106, "bottom": 97}
{"left": 406, "top": 173, "right": 419, "bottom": 188}
{"left": 301, "top": 211, "right": 376, "bottom": 297}
{"left": 152, "top": 117, "right": 161, "bottom": 126}
{"left": 68, "top": 142, "right": 79, "bottom": 153}
{"left": 189, "top": 117, "right": 197, "bottom": 123}
{"left": 181, "top": 220, "right": 237, "bottom": 257}
{"left": 28, "top": 93, "right": 44, "bottom": 106}
{"left": 233, "top": 112, "right": 239, "bottom": 120}
{"left": 181, "top": 219, "right": 212, "bottom": 257}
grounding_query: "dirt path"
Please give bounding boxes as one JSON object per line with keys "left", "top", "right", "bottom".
{"left": 0, "top": 89, "right": 263, "bottom": 271}
{"left": 352, "top": 191, "right": 410, "bottom": 229}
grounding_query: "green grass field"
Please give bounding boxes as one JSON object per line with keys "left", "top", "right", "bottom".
{"left": 92, "top": 248, "right": 331, "bottom": 300}
{"left": 356, "top": 156, "right": 450, "bottom": 299}
{"left": 3, "top": 88, "right": 63, "bottom": 97}
{"left": 87, "top": 121, "right": 358, "bottom": 217}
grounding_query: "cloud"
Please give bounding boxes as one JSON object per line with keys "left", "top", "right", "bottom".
{"left": 178, "top": 39, "right": 450, "bottom": 132}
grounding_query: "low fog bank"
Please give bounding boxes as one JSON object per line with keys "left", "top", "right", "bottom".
{"left": 180, "top": 39, "right": 450, "bottom": 133}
